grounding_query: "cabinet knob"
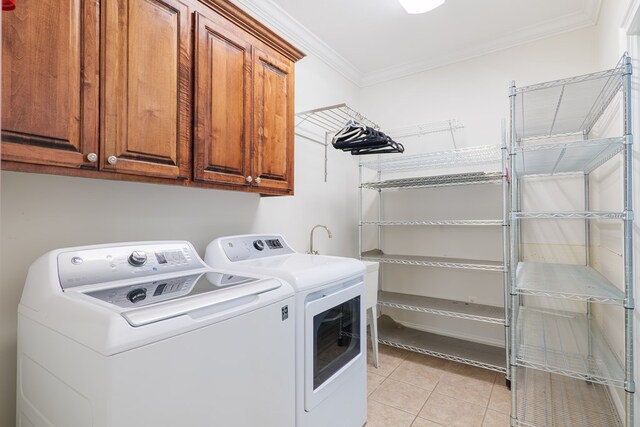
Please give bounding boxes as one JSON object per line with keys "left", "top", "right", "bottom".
{"left": 246, "top": 176, "right": 253, "bottom": 183}
{"left": 87, "top": 153, "right": 98, "bottom": 163}
{"left": 107, "top": 156, "right": 118, "bottom": 165}
{"left": 255, "top": 177, "right": 262, "bottom": 184}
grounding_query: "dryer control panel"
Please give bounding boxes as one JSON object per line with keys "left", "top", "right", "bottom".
{"left": 220, "top": 235, "right": 294, "bottom": 262}
{"left": 58, "top": 242, "right": 205, "bottom": 289}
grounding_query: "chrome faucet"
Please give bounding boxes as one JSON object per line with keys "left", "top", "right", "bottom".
{"left": 308, "top": 225, "right": 332, "bottom": 254}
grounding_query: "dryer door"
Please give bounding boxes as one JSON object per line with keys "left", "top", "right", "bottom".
{"left": 304, "top": 277, "right": 364, "bottom": 411}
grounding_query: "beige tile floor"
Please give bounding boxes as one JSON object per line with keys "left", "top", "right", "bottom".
{"left": 366, "top": 343, "right": 511, "bottom": 427}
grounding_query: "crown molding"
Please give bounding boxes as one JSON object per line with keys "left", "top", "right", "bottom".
{"left": 622, "top": 0, "right": 640, "bottom": 33}
{"left": 230, "top": 0, "right": 363, "bottom": 85}
{"left": 360, "top": 0, "right": 602, "bottom": 86}
{"left": 232, "top": 0, "right": 601, "bottom": 88}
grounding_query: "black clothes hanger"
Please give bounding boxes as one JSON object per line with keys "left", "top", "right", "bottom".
{"left": 332, "top": 121, "right": 404, "bottom": 155}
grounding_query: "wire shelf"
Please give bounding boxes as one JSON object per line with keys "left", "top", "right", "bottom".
{"left": 513, "top": 211, "right": 627, "bottom": 220}
{"left": 515, "top": 262, "right": 625, "bottom": 304}
{"left": 378, "top": 315, "right": 506, "bottom": 373}
{"left": 362, "top": 249, "right": 504, "bottom": 272}
{"left": 361, "top": 172, "right": 503, "bottom": 190}
{"left": 387, "top": 120, "right": 464, "bottom": 139}
{"left": 360, "top": 144, "right": 501, "bottom": 173}
{"left": 514, "top": 368, "right": 622, "bottom": 427}
{"left": 515, "top": 306, "right": 625, "bottom": 387}
{"left": 361, "top": 219, "right": 502, "bottom": 226}
{"left": 295, "top": 103, "right": 379, "bottom": 134}
{"left": 514, "top": 137, "right": 625, "bottom": 176}
{"left": 378, "top": 291, "right": 505, "bottom": 324}
{"left": 514, "top": 63, "right": 625, "bottom": 141}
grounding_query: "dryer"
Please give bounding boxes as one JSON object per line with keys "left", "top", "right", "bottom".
{"left": 17, "top": 241, "right": 295, "bottom": 427}
{"left": 205, "top": 234, "right": 367, "bottom": 427}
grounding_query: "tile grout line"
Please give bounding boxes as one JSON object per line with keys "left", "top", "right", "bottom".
{"left": 368, "top": 379, "right": 434, "bottom": 418}
{"left": 369, "top": 346, "right": 425, "bottom": 426}
{"left": 368, "top": 343, "right": 510, "bottom": 426}
{"left": 369, "top": 398, "right": 421, "bottom": 418}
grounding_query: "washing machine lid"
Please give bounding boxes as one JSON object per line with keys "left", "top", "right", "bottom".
{"left": 227, "top": 255, "right": 363, "bottom": 290}
{"left": 205, "top": 234, "right": 365, "bottom": 289}
{"left": 81, "top": 271, "right": 278, "bottom": 327}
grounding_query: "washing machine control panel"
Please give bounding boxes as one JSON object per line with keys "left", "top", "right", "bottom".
{"left": 83, "top": 271, "right": 257, "bottom": 308}
{"left": 58, "top": 242, "right": 205, "bottom": 289}
{"left": 84, "top": 273, "right": 200, "bottom": 307}
{"left": 221, "top": 235, "right": 294, "bottom": 262}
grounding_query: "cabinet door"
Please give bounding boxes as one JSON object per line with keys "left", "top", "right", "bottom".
{"left": 252, "top": 48, "right": 295, "bottom": 193}
{"left": 102, "top": 0, "right": 190, "bottom": 179}
{"left": 1, "top": 0, "right": 99, "bottom": 169}
{"left": 193, "top": 12, "right": 252, "bottom": 186}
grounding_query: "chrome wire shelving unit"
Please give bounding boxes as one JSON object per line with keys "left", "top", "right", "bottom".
{"left": 377, "top": 315, "right": 506, "bottom": 372}
{"left": 516, "top": 368, "right": 622, "bottom": 427}
{"left": 378, "top": 291, "right": 505, "bottom": 324}
{"left": 361, "top": 249, "right": 504, "bottom": 271}
{"left": 361, "top": 219, "right": 503, "bottom": 226}
{"left": 361, "top": 171, "right": 503, "bottom": 190}
{"left": 359, "top": 139, "right": 497, "bottom": 172}
{"left": 515, "top": 262, "right": 626, "bottom": 304}
{"left": 359, "top": 128, "right": 511, "bottom": 379}
{"left": 509, "top": 54, "right": 634, "bottom": 426}
{"left": 516, "top": 306, "right": 625, "bottom": 387}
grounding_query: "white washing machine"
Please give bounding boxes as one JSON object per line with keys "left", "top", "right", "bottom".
{"left": 205, "top": 234, "right": 367, "bottom": 427}
{"left": 17, "top": 241, "right": 295, "bottom": 427}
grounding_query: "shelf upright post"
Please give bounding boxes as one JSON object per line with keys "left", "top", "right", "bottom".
{"left": 583, "top": 129, "right": 595, "bottom": 374}
{"left": 377, "top": 168, "right": 383, "bottom": 301}
{"left": 501, "top": 120, "right": 511, "bottom": 386}
{"left": 358, "top": 163, "right": 363, "bottom": 259}
{"left": 324, "top": 131, "right": 329, "bottom": 182}
{"left": 377, "top": 169, "right": 383, "bottom": 251}
{"left": 585, "top": 170, "right": 594, "bottom": 372}
{"left": 584, "top": 131, "right": 591, "bottom": 268}
{"left": 509, "top": 81, "right": 519, "bottom": 426}
{"left": 622, "top": 53, "right": 635, "bottom": 427}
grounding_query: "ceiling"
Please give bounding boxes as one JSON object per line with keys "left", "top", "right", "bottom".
{"left": 235, "top": 0, "right": 602, "bottom": 86}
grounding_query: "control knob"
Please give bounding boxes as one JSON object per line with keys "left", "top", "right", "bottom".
{"left": 127, "top": 288, "right": 147, "bottom": 304}
{"left": 128, "top": 251, "right": 148, "bottom": 266}
{"left": 253, "top": 240, "right": 265, "bottom": 251}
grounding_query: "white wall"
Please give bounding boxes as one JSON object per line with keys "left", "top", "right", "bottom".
{"left": 0, "top": 54, "right": 361, "bottom": 427}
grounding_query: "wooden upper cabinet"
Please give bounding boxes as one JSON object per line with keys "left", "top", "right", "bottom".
{"left": 194, "top": 12, "right": 252, "bottom": 186}
{"left": 1, "top": 0, "right": 99, "bottom": 168}
{"left": 2, "top": 0, "right": 304, "bottom": 193}
{"left": 252, "top": 47, "right": 295, "bottom": 192}
{"left": 102, "top": 0, "right": 190, "bottom": 179}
